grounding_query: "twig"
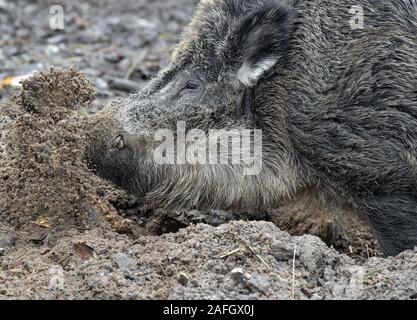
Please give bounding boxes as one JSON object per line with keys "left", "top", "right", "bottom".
{"left": 124, "top": 46, "right": 149, "bottom": 80}
{"left": 218, "top": 248, "right": 242, "bottom": 259}
{"left": 107, "top": 77, "right": 141, "bottom": 92}
{"left": 237, "top": 236, "right": 271, "bottom": 270}
{"left": 291, "top": 244, "right": 297, "bottom": 300}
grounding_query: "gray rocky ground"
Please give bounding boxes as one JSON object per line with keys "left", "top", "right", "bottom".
{"left": 1, "top": 219, "right": 416, "bottom": 300}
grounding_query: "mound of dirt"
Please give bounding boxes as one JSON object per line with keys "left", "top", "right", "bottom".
{"left": 0, "top": 66, "right": 131, "bottom": 239}
{"left": 0, "top": 67, "right": 415, "bottom": 300}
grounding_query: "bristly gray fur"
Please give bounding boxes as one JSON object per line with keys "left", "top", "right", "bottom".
{"left": 87, "top": 0, "right": 417, "bottom": 256}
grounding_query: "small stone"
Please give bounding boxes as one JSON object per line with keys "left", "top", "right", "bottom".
{"left": 231, "top": 268, "right": 250, "bottom": 284}
{"left": 177, "top": 272, "right": 189, "bottom": 286}
{"left": 113, "top": 253, "right": 135, "bottom": 272}
{"left": 118, "top": 58, "right": 131, "bottom": 72}
{"left": 246, "top": 275, "right": 271, "bottom": 294}
{"left": 270, "top": 240, "right": 296, "bottom": 261}
{"left": 0, "top": 247, "right": 5, "bottom": 256}
{"left": 105, "top": 51, "right": 123, "bottom": 63}
{"left": 45, "top": 44, "right": 60, "bottom": 55}
{"left": 94, "top": 78, "right": 108, "bottom": 91}
{"left": 46, "top": 35, "right": 67, "bottom": 44}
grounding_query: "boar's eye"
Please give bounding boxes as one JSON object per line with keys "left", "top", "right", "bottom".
{"left": 176, "top": 77, "right": 203, "bottom": 100}
{"left": 178, "top": 79, "right": 201, "bottom": 95}
{"left": 183, "top": 80, "right": 199, "bottom": 91}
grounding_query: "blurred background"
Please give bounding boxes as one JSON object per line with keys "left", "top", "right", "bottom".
{"left": 0, "top": 0, "right": 197, "bottom": 103}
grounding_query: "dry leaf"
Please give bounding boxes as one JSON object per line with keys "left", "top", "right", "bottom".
{"left": 0, "top": 74, "right": 34, "bottom": 91}
{"left": 32, "top": 217, "right": 52, "bottom": 228}
{"left": 73, "top": 242, "right": 95, "bottom": 261}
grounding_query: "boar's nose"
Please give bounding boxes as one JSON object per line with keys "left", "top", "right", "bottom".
{"left": 111, "top": 134, "right": 125, "bottom": 150}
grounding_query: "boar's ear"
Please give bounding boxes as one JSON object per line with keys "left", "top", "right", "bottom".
{"left": 235, "top": 1, "right": 293, "bottom": 87}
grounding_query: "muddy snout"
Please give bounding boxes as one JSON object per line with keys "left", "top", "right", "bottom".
{"left": 84, "top": 104, "right": 147, "bottom": 188}
{"left": 84, "top": 107, "right": 126, "bottom": 167}
{"left": 85, "top": 105, "right": 135, "bottom": 153}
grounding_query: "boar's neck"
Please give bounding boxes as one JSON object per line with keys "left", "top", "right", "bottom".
{"left": 258, "top": 0, "right": 373, "bottom": 190}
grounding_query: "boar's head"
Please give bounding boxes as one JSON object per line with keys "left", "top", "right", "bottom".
{"left": 87, "top": 0, "right": 300, "bottom": 210}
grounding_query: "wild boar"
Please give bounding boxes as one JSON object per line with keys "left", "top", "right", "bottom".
{"left": 87, "top": 0, "right": 417, "bottom": 256}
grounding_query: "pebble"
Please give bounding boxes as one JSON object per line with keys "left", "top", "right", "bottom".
{"left": 118, "top": 58, "right": 131, "bottom": 73}
{"left": 270, "top": 240, "right": 296, "bottom": 261}
{"left": 177, "top": 272, "right": 189, "bottom": 286}
{"left": 93, "top": 78, "right": 109, "bottom": 91}
{"left": 0, "top": 0, "right": 8, "bottom": 10}
{"left": 113, "top": 253, "right": 136, "bottom": 275}
{"left": 105, "top": 51, "right": 123, "bottom": 64}
{"left": 230, "top": 267, "right": 251, "bottom": 284}
{"left": 46, "top": 35, "right": 67, "bottom": 45}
